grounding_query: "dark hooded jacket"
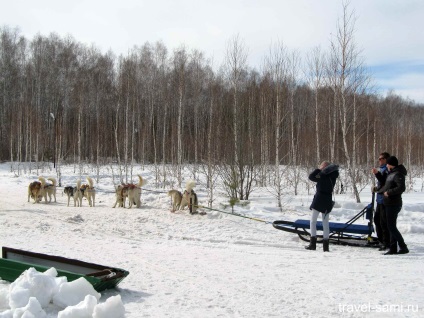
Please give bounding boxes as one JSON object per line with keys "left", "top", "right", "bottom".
{"left": 309, "top": 164, "right": 339, "bottom": 213}
{"left": 374, "top": 163, "right": 389, "bottom": 204}
{"left": 377, "top": 164, "right": 407, "bottom": 206}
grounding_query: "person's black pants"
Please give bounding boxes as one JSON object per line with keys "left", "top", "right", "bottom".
{"left": 385, "top": 205, "right": 406, "bottom": 251}
{"left": 374, "top": 203, "right": 390, "bottom": 245}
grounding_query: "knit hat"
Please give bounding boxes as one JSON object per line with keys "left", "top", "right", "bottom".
{"left": 386, "top": 156, "right": 398, "bottom": 167}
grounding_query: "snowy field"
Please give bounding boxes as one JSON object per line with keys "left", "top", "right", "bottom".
{"left": 0, "top": 162, "right": 424, "bottom": 317}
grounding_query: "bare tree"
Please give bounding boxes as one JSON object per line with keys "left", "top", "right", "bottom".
{"left": 264, "top": 40, "right": 288, "bottom": 209}
{"left": 225, "top": 34, "right": 248, "bottom": 164}
{"left": 172, "top": 46, "right": 188, "bottom": 185}
{"left": 305, "top": 46, "right": 326, "bottom": 163}
{"left": 329, "top": 1, "right": 364, "bottom": 202}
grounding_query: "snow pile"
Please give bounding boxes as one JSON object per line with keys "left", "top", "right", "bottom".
{"left": 0, "top": 268, "right": 125, "bottom": 318}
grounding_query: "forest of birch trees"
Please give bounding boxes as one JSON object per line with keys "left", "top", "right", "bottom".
{"left": 1, "top": 4, "right": 423, "bottom": 202}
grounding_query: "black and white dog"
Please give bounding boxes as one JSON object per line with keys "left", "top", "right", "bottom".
{"left": 63, "top": 180, "right": 83, "bottom": 207}
{"left": 180, "top": 180, "right": 198, "bottom": 214}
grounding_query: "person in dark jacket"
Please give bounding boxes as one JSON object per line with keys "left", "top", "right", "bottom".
{"left": 305, "top": 161, "right": 339, "bottom": 252}
{"left": 371, "top": 152, "right": 391, "bottom": 250}
{"left": 377, "top": 156, "right": 409, "bottom": 255}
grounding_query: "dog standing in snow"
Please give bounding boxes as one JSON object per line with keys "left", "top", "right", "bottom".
{"left": 28, "top": 178, "right": 44, "bottom": 203}
{"left": 127, "top": 175, "right": 146, "bottom": 208}
{"left": 64, "top": 180, "right": 83, "bottom": 207}
{"left": 180, "top": 180, "right": 198, "bottom": 214}
{"left": 113, "top": 184, "right": 128, "bottom": 208}
{"left": 113, "top": 175, "right": 146, "bottom": 209}
{"left": 168, "top": 190, "right": 183, "bottom": 212}
{"left": 44, "top": 177, "right": 57, "bottom": 203}
{"left": 81, "top": 176, "right": 96, "bottom": 207}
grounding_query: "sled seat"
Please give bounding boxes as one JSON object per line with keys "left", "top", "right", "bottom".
{"left": 293, "top": 219, "right": 372, "bottom": 235}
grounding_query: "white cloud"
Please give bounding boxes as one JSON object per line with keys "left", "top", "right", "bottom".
{"left": 378, "top": 73, "right": 424, "bottom": 104}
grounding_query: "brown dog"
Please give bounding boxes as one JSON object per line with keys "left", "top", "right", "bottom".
{"left": 28, "top": 180, "right": 43, "bottom": 203}
{"left": 113, "top": 184, "right": 129, "bottom": 208}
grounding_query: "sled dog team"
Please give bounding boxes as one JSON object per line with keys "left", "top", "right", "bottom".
{"left": 28, "top": 176, "right": 199, "bottom": 212}
{"left": 28, "top": 176, "right": 96, "bottom": 207}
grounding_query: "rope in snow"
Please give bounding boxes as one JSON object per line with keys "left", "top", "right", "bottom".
{"left": 196, "top": 205, "right": 272, "bottom": 224}
{"left": 141, "top": 187, "right": 168, "bottom": 194}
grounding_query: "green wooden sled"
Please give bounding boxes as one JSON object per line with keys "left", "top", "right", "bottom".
{"left": 0, "top": 246, "right": 129, "bottom": 292}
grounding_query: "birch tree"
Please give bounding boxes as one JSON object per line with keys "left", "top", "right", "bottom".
{"left": 172, "top": 46, "right": 188, "bottom": 185}
{"left": 287, "top": 50, "right": 302, "bottom": 195}
{"left": 329, "top": 1, "right": 363, "bottom": 202}
{"left": 264, "top": 41, "right": 287, "bottom": 210}
{"left": 221, "top": 35, "right": 252, "bottom": 200}
{"left": 305, "top": 46, "right": 325, "bottom": 163}
{"left": 225, "top": 34, "right": 248, "bottom": 164}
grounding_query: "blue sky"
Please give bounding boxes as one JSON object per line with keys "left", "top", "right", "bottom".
{"left": 1, "top": 0, "right": 423, "bottom": 104}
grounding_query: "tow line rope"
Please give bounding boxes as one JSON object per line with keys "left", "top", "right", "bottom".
{"left": 141, "top": 188, "right": 168, "bottom": 194}
{"left": 195, "top": 205, "right": 271, "bottom": 224}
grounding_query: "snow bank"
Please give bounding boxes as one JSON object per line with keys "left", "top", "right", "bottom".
{"left": 93, "top": 295, "right": 125, "bottom": 318}
{"left": 53, "top": 278, "right": 100, "bottom": 308}
{"left": 57, "top": 295, "right": 97, "bottom": 318}
{"left": 0, "top": 268, "right": 125, "bottom": 318}
{"left": 0, "top": 297, "right": 47, "bottom": 318}
{"left": 9, "top": 267, "right": 56, "bottom": 309}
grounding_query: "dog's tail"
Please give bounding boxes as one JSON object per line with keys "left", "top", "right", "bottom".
{"left": 185, "top": 180, "right": 196, "bottom": 192}
{"left": 38, "top": 176, "right": 46, "bottom": 186}
{"left": 86, "top": 176, "right": 94, "bottom": 188}
{"left": 47, "top": 177, "right": 57, "bottom": 187}
{"left": 137, "top": 175, "right": 147, "bottom": 187}
{"left": 76, "top": 180, "right": 81, "bottom": 190}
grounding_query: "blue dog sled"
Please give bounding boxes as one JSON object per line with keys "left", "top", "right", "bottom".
{"left": 272, "top": 194, "right": 380, "bottom": 247}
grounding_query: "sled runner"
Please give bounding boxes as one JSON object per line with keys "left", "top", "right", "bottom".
{"left": 272, "top": 194, "right": 379, "bottom": 247}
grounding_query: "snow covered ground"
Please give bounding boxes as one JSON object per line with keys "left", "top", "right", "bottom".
{"left": 0, "top": 162, "right": 423, "bottom": 317}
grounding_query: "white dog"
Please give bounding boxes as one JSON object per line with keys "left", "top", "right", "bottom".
{"left": 44, "top": 177, "right": 57, "bottom": 203}
{"left": 127, "top": 175, "right": 147, "bottom": 209}
{"left": 168, "top": 190, "right": 183, "bottom": 212}
{"left": 113, "top": 175, "right": 146, "bottom": 208}
{"left": 81, "top": 177, "right": 96, "bottom": 207}
{"left": 64, "top": 180, "right": 83, "bottom": 207}
{"left": 180, "top": 180, "right": 198, "bottom": 214}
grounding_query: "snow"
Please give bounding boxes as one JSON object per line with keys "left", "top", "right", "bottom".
{"left": 0, "top": 162, "right": 423, "bottom": 317}
{"left": 52, "top": 278, "right": 100, "bottom": 308}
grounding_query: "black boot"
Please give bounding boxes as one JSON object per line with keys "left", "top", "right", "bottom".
{"left": 305, "top": 236, "right": 317, "bottom": 250}
{"left": 398, "top": 244, "right": 409, "bottom": 254}
{"left": 323, "top": 239, "right": 329, "bottom": 252}
{"left": 384, "top": 243, "right": 397, "bottom": 255}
